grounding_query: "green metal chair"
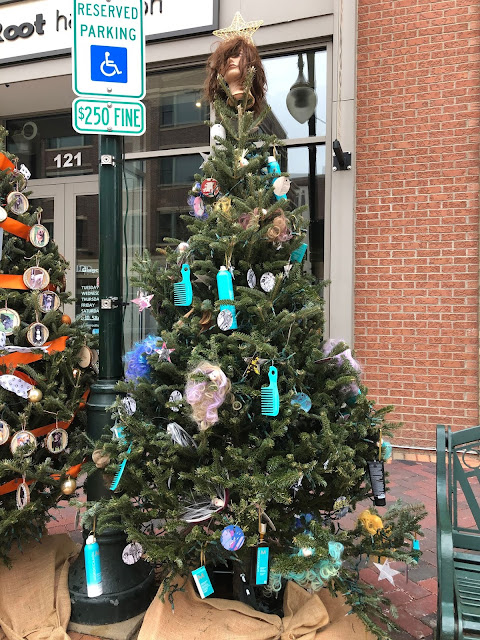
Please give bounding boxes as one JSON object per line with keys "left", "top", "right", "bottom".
{"left": 437, "top": 424, "right": 480, "bottom": 639}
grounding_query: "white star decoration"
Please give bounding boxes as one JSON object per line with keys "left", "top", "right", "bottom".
{"left": 156, "top": 342, "right": 175, "bottom": 363}
{"left": 373, "top": 559, "right": 401, "bottom": 586}
{"left": 199, "top": 152, "right": 210, "bottom": 169}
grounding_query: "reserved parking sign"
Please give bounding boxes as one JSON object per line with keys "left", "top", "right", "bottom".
{"left": 72, "top": 0, "right": 145, "bottom": 99}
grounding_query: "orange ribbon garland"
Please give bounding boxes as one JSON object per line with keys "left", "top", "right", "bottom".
{"left": 0, "top": 217, "right": 31, "bottom": 241}
{"left": 0, "top": 153, "right": 15, "bottom": 173}
{"left": 0, "top": 275, "right": 29, "bottom": 291}
{"left": 0, "top": 461, "right": 85, "bottom": 496}
{"left": 0, "top": 389, "right": 90, "bottom": 496}
{"left": 0, "top": 335, "right": 90, "bottom": 495}
{"left": 25, "top": 389, "right": 90, "bottom": 439}
{"left": 0, "top": 217, "right": 58, "bottom": 291}
{"left": 0, "top": 335, "right": 68, "bottom": 371}
{"left": 11, "top": 370, "right": 35, "bottom": 386}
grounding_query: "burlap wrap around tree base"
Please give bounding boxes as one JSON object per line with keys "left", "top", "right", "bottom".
{"left": 138, "top": 578, "right": 376, "bottom": 640}
{"left": 0, "top": 534, "right": 77, "bottom": 640}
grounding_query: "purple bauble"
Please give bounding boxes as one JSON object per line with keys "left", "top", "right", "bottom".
{"left": 220, "top": 525, "right": 245, "bottom": 551}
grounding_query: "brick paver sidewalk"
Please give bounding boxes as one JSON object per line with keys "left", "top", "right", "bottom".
{"left": 356, "top": 458, "right": 437, "bottom": 640}
{"left": 50, "top": 458, "right": 438, "bottom": 640}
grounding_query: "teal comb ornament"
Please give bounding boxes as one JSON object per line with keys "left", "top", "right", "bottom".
{"left": 109, "top": 445, "right": 132, "bottom": 491}
{"left": 261, "top": 366, "right": 280, "bottom": 417}
{"left": 174, "top": 264, "right": 193, "bottom": 306}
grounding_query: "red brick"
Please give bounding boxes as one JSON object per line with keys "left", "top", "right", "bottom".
{"left": 405, "top": 594, "right": 438, "bottom": 618}
{"left": 417, "top": 578, "right": 438, "bottom": 595}
{"left": 356, "top": 0, "right": 479, "bottom": 447}
{"left": 393, "top": 608, "right": 435, "bottom": 639}
{"left": 386, "top": 589, "right": 414, "bottom": 606}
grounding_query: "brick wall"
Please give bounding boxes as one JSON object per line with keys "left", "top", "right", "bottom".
{"left": 355, "top": 0, "right": 480, "bottom": 446}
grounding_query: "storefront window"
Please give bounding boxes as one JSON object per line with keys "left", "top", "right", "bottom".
{"left": 285, "top": 146, "right": 326, "bottom": 279}
{"left": 5, "top": 114, "right": 98, "bottom": 179}
{"left": 124, "top": 67, "right": 210, "bottom": 154}
{"left": 263, "top": 50, "right": 327, "bottom": 139}
{"left": 263, "top": 49, "right": 327, "bottom": 279}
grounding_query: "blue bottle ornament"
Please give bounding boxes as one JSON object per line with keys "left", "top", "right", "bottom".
{"left": 216, "top": 266, "right": 237, "bottom": 329}
{"left": 84, "top": 534, "right": 103, "bottom": 598}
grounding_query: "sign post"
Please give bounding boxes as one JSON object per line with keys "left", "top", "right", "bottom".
{"left": 69, "top": 0, "right": 153, "bottom": 628}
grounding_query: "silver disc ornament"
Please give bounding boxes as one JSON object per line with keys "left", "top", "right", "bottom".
{"left": 247, "top": 268, "right": 257, "bottom": 289}
{"left": 122, "top": 395, "right": 137, "bottom": 416}
{"left": 168, "top": 390, "right": 183, "bottom": 411}
{"left": 273, "top": 176, "right": 291, "bottom": 197}
{"left": 122, "top": 542, "right": 143, "bottom": 565}
{"left": 217, "top": 309, "right": 233, "bottom": 331}
{"left": 0, "top": 206, "right": 7, "bottom": 222}
{"left": 260, "top": 272, "right": 276, "bottom": 293}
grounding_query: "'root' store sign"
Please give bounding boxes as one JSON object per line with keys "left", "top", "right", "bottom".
{"left": 0, "top": 0, "right": 218, "bottom": 65}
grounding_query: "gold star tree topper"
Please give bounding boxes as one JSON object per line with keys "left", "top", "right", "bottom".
{"left": 213, "top": 12, "right": 263, "bottom": 43}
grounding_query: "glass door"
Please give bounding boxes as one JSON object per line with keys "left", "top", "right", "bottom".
{"left": 66, "top": 183, "right": 100, "bottom": 334}
{"left": 30, "top": 175, "right": 145, "bottom": 350}
{"left": 28, "top": 184, "right": 63, "bottom": 254}
{"left": 29, "top": 177, "right": 99, "bottom": 324}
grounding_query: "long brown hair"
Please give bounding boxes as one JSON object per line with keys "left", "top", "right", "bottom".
{"left": 204, "top": 37, "right": 267, "bottom": 115}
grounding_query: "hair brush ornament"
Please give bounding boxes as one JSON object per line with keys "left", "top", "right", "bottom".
{"left": 185, "top": 361, "right": 231, "bottom": 430}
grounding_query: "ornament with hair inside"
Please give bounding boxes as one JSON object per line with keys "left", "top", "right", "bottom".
{"left": 185, "top": 361, "right": 231, "bottom": 431}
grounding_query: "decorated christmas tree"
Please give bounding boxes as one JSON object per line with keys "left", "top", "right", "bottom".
{"left": 90, "top": 19, "right": 424, "bottom": 639}
{"left": 0, "top": 126, "right": 95, "bottom": 564}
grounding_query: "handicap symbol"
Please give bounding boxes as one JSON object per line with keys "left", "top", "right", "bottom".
{"left": 100, "top": 51, "right": 122, "bottom": 77}
{"left": 91, "top": 45, "right": 128, "bottom": 84}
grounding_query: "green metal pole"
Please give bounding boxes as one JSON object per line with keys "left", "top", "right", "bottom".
{"left": 98, "top": 134, "right": 124, "bottom": 380}
{"left": 85, "top": 134, "right": 124, "bottom": 503}
{"left": 69, "top": 136, "right": 154, "bottom": 625}
{"left": 87, "top": 135, "right": 124, "bottom": 490}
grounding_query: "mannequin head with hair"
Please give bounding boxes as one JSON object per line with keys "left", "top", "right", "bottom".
{"left": 204, "top": 36, "right": 267, "bottom": 115}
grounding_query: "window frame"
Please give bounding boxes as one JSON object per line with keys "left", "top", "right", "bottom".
{"left": 124, "top": 41, "right": 333, "bottom": 323}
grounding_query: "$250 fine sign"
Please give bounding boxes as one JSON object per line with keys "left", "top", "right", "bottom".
{"left": 73, "top": 97, "right": 146, "bottom": 136}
